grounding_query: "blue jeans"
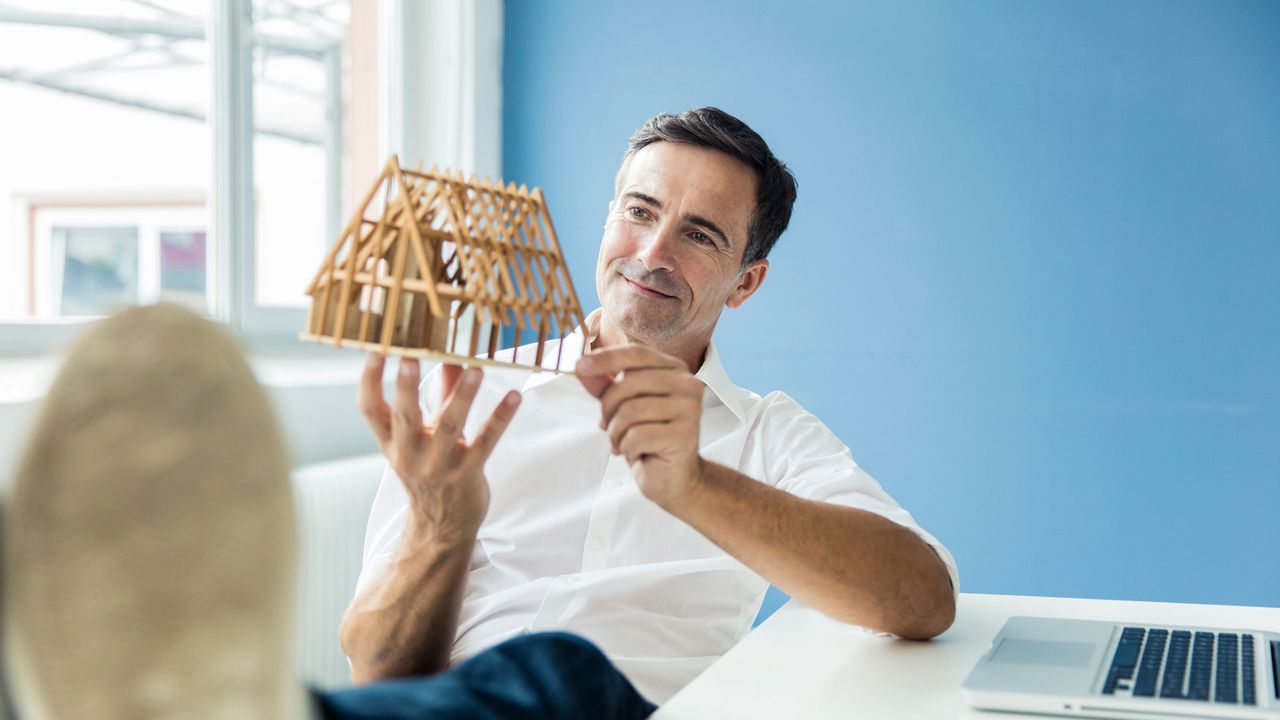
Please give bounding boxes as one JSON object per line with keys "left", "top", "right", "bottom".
{"left": 313, "top": 632, "right": 657, "bottom": 720}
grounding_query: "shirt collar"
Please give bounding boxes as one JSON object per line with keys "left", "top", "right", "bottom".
{"left": 521, "top": 308, "right": 750, "bottom": 427}
{"left": 693, "top": 339, "right": 748, "bottom": 426}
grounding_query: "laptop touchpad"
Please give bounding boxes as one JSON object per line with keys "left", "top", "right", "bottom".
{"left": 990, "top": 639, "right": 1096, "bottom": 668}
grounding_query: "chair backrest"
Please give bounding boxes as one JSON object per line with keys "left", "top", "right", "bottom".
{"left": 290, "top": 454, "right": 386, "bottom": 690}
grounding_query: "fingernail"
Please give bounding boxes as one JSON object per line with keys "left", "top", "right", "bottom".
{"left": 464, "top": 369, "right": 481, "bottom": 386}
{"left": 504, "top": 391, "right": 521, "bottom": 406}
{"left": 399, "top": 360, "right": 416, "bottom": 376}
{"left": 367, "top": 353, "right": 383, "bottom": 367}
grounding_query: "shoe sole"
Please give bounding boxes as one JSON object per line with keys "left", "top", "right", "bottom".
{"left": 6, "top": 305, "right": 299, "bottom": 719}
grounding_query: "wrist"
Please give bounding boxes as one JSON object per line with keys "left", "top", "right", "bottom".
{"left": 655, "top": 456, "right": 714, "bottom": 513}
{"left": 402, "top": 477, "right": 488, "bottom": 544}
{"left": 402, "top": 511, "right": 479, "bottom": 554}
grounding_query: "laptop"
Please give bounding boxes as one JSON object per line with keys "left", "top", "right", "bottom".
{"left": 962, "top": 616, "right": 1280, "bottom": 719}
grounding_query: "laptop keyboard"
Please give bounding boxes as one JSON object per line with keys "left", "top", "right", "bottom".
{"left": 1102, "top": 626, "right": 1256, "bottom": 705}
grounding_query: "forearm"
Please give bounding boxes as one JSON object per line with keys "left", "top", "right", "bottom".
{"left": 346, "top": 358, "right": 521, "bottom": 683}
{"left": 665, "top": 460, "right": 955, "bottom": 639}
{"left": 339, "top": 521, "right": 474, "bottom": 684}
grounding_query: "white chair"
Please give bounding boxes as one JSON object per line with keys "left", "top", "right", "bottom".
{"left": 291, "top": 453, "right": 386, "bottom": 690}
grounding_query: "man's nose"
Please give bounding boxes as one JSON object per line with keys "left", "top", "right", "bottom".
{"left": 636, "top": 223, "right": 678, "bottom": 272}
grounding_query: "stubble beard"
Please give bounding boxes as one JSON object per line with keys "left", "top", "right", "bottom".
{"left": 602, "top": 282, "right": 683, "bottom": 346}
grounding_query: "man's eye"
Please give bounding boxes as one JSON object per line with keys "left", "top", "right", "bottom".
{"left": 691, "top": 231, "right": 713, "bottom": 245}
{"left": 627, "top": 206, "right": 650, "bottom": 220}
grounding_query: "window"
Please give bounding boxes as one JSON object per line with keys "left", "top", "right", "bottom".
{"left": 0, "top": 0, "right": 501, "bottom": 353}
{"left": 0, "top": 0, "right": 367, "bottom": 340}
{"left": 32, "top": 204, "right": 209, "bottom": 316}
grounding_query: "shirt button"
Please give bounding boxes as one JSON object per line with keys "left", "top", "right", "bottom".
{"left": 591, "top": 536, "right": 605, "bottom": 551}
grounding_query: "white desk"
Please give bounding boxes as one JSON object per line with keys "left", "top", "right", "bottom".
{"left": 656, "top": 593, "right": 1280, "bottom": 719}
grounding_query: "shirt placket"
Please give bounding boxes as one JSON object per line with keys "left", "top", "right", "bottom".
{"left": 579, "top": 452, "right": 628, "bottom": 573}
{"left": 525, "top": 450, "right": 625, "bottom": 634}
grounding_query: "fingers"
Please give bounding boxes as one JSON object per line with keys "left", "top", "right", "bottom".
{"left": 575, "top": 346, "right": 682, "bottom": 399}
{"left": 440, "top": 363, "right": 463, "bottom": 406}
{"left": 468, "top": 390, "right": 522, "bottom": 464}
{"left": 390, "top": 357, "right": 424, "bottom": 461}
{"left": 578, "top": 345, "right": 684, "bottom": 376}
{"left": 358, "top": 354, "right": 392, "bottom": 445}
{"left": 597, "top": 369, "right": 692, "bottom": 429}
{"left": 616, "top": 423, "right": 663, "bottom": 464}
{"left": 576, "top": 364, "right": 614, "bottom": 399}
{"left": 431, "top": 366, "right": 483, "bottom": 448}
{"left": 605, "top": 396, "right": 683, "bottom": 453}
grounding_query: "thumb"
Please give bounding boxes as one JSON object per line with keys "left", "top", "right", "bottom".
{"left": 575, "top": 356, "right": 614, "bottom": 398}
{"left": 577, "top": 372, "right": 613, "bottom": 399}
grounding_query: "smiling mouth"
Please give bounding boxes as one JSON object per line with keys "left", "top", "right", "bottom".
{"left": 622, "top": 276, "right": 675, "bottom": 299}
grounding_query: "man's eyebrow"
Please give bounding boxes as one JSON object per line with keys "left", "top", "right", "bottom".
{"left": 622, "top": 191, "right": 730, "bottom": 248}
{"left": 625, "top": 191, "right": 662, "bottom": 208}
{"left": 685, "top": 213, "right": 729, "bottom": 248}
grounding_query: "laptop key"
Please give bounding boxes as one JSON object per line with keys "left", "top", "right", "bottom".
{"left": 1103, "top": 627, "right": 1145, "bottom": 693}
{"left": 1242, "top": 634, "right": 1256, "bottom": 705}
{"left": 1186, "top": 632, "right": 1213, "bottom": 701}
{"left": 1115, "top": 628, "right": 1143, "bottom": 668}
{"left": 1133, "top": 629, "right": 1168, "bottom": 697}
{"left": 1160, "top": 631, "right": 1191, "bottom": 698}
{"left": 1215, "top": 633, "right": 1238, "bottom": 703}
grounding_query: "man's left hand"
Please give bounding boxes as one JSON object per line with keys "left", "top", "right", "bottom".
{"left": 576, "top": 345, "right": 705, "bottom": 505}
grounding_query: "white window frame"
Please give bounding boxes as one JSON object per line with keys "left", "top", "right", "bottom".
{"left": 210, "top": 0, "right": 338, "bottom": 343}
{"left": 220, "top": 0, "right": 504, "bottom": 347}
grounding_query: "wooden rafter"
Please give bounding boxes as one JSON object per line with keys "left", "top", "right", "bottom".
{"left": 300, "top": 155, "right": 588, "bottom": 373}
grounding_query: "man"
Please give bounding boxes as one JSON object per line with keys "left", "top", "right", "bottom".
{"left": 343, "top": 107, "right": 959, "bottom": 704}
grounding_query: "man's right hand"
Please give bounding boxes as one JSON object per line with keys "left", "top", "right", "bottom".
{"left": 359, "top": 355, "right": 521, "bottom": 544}
{"left": 343, "top": 356, "right": 520, "bottom": 681}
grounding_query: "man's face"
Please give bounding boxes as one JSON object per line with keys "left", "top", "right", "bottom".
{"left": 595, "top": 141, "right": 766, "bottom": 350}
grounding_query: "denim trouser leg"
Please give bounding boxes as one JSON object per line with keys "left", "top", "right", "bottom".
{"left": 313, "top": 632, "right": 658, "bottom": 720}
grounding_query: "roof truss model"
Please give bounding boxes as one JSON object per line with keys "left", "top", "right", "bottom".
{"left": 301, "top": 155, "right": 587, "bottom": 372}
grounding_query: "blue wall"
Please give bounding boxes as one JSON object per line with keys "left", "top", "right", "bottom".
{"left": 502, "top": 0, "right": 1280, "bottom": 615}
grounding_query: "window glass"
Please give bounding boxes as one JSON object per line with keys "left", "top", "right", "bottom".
{"left": 55, "top": 226, "right": 139, "bottom": 317}
{"left": 251, "top": 0, "right": 349, "bottom": 308}
{"left": 30, "top": 207, "right": 208, "bottom": 317}
{"left": 159, "top": 229, "right": 207, "bottom": 311}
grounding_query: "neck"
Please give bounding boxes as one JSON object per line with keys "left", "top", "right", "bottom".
{"left": 592, "top": 312, "right": 710, "bottom": 374}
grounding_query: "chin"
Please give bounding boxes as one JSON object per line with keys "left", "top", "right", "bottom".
{"left": 606, "top": 302, "right": 679, "bottom": 343}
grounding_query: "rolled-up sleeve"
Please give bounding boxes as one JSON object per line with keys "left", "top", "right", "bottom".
{"left": 759, "top": 391, "right": 960, "bottom": 598}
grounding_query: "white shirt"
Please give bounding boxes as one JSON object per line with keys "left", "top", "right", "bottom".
{"left": 356, "top": 311, "right": 960, "bottom": 703}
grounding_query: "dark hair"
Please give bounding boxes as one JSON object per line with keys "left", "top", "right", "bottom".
{"left": 616, "top": 107, "right": 798, "bottom": 267}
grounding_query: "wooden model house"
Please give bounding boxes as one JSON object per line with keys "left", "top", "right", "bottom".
{"left": 301, "top": 155, "right": 587, "bottom": 372}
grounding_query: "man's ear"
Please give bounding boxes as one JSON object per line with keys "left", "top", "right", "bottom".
{"left": 726, "top": 259, "right": 768, "bottom": 309}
